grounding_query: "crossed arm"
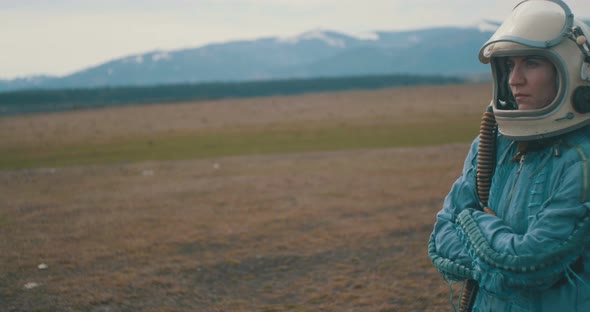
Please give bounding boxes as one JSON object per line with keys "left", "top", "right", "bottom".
{"left": 428, "top": 140, "right": 590, "bottom": 293}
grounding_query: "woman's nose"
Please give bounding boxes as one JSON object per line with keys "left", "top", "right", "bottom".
{"left": 509, "top": 65, "right": 525, "bottom": 86}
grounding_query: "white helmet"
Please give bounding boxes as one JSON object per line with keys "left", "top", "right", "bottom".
{"left": 479, "top": 0, "right": 590, "bottom": 141}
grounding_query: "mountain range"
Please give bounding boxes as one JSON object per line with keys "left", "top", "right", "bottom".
{"left": 0, "top": 21, "right": 501, "bottom": 93}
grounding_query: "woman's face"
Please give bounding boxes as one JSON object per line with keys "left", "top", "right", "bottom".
{"left": 506, "top": 55, "right": 558, "bottom": 110}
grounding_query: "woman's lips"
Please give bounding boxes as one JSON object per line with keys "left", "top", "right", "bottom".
{"left": 514, "top": 93, "right": 529, "bottom": 102}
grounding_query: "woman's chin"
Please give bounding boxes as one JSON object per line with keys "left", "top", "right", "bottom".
{"left": 517, "top": 103, "right": 538, "bottom": 111}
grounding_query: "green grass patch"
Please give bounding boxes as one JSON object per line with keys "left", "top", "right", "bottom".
{"left": 0, "top": 117, "right": 479, "bottom": 170}
{"left": 0, "top": 215, "right": 9, "bottom": 226}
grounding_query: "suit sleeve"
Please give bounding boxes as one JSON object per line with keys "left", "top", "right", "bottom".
{"left": 428, "top": 138, "right": 481, "bottom": 281}
{"left": 456, "top": 157, "right": 590, "bottom": 293}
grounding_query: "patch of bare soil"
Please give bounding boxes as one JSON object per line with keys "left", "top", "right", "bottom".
{"left": 0, "top": 144, "right": 468, "bottom": 311}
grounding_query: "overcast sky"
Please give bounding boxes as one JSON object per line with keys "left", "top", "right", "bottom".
{"left": 2, "top": 0, "right": 590, "bottom": 79}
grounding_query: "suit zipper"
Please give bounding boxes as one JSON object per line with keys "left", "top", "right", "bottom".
{"left": 504, "top": 154, "right": 526, "bottom": 215}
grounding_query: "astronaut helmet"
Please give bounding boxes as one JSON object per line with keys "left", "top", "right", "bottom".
{"left": 479, "top": 0, "right": 590, "bottom": 141}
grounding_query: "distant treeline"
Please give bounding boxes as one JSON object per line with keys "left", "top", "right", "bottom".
{"left": 0, "top": 74, "right": 463, "bottom": 116}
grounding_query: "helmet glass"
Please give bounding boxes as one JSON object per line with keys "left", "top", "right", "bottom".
{"left": 492, "top": 52, "right": 561, "bottom": 114}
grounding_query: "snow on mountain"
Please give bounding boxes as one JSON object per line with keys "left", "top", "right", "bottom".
{"left": 477, "top": 19, "right": 500, "bottom": 32}
{"left": 121, "top": 55, "right": 139, "bottom": 64}
{"left": 349, "top": 31, "right": 379, "bottom": 41}
{"left": 152, "top": 51, "right": 172, "bottom": 62}
{"left": 278, "top": 29, "right": 346, "bottom": 47}
{"left": 117, "top": 50, "right": 172, "bottom": 66}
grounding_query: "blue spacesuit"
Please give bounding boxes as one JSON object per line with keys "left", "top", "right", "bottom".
{"left": 428, "top": 0, "right": 590, "bottom": 310}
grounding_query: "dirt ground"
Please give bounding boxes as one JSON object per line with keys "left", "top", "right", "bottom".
{"left": 0, "top": 83, "right": 490, "bottom": 311}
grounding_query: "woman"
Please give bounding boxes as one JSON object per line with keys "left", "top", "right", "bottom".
{"left": 428, "top": 0, "right": 590, "bottom": 310}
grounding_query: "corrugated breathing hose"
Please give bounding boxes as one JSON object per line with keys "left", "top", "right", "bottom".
{"left": 459, "top": 105, "right": 497, "bottom": 312}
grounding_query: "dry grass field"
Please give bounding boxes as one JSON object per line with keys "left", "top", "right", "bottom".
{"left": 1, "top": 83, "right": 490, "bottom": 311}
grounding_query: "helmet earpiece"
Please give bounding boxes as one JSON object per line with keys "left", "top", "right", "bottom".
{"left": 572, "top": 86, "right": 590, "bottom": 113}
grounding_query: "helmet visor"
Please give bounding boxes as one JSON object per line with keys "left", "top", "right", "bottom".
{"left": 490, "top": 50, "right": 567, "bottom": 123}
{"left": 480, "top": 0, "right": 573, "bottom": 62}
